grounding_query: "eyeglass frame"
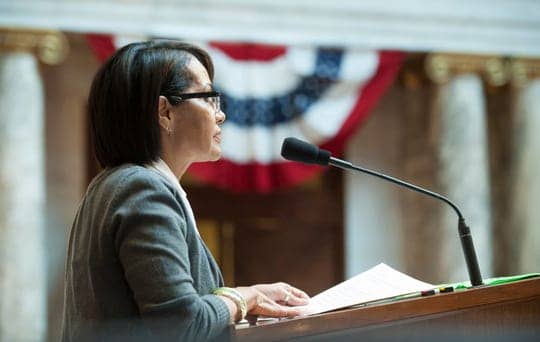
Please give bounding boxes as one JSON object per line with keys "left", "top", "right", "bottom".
{"left": 168, "top": 91, "right": 221, "bottom": 115}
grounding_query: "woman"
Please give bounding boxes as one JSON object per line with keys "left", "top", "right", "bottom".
{"left": 61, "top": 40, "right": 309, "bottom": 341}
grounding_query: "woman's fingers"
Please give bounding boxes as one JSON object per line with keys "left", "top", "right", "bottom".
{"left": 285, "top": 286, "right": 310, "bottom": 305}
{"left": 290, "top": 286, "right": 310, "bottom": 300}
{"left": 253, "top": 298, "right": 302, "bottom": 318}
{"left": 253, "top": 283, "right": 310, "bottom": 306}
{"left": 278, "top": 284, "right": 309, "bottom": 306}
{"left": 281, "top": 292, "right": 309, "bottom": 306}
{"left": 246, "top": 290, "right": 304, "bottom": 318}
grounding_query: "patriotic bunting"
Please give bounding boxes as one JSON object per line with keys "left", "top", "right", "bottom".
{"left": 87, "top": 34, "right": 403, "bottom": 193}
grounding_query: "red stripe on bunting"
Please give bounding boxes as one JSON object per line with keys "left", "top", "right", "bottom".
{"left": 86, "top": 34, "right": 116, "bottom": 62}
{"left": 209, "top": 42, "right": 287, "bottom": 61}
{"left": 188, "top": 50, "right": 404, "bottom": 193}
{"left": 189, "top": 159, "right": 322, "bottom": 194}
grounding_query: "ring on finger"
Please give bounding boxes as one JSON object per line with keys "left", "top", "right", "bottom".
{"left": 284, "top": 291, "right": 291, "bottom": 305}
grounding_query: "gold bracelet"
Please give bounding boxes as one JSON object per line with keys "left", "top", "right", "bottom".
{"left": 213, "top": 287, "right": 247, "bottom": 321}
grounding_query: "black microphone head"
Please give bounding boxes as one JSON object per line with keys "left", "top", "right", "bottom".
{"left": 281, "top": 137, "right": 331, "bottom": 165}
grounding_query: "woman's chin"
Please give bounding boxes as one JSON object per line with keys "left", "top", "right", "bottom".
{"left": 207, "top": 148, "right": 222, "bottom": 162}
{"left": 194, "top": 146, "right": 222, "bottom": 163}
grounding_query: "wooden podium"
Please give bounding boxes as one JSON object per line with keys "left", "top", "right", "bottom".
{"left": 233, "top": 277, "right": 540, "bottom": 341}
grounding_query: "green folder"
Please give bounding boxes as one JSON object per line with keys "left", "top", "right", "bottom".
{"left": 387, "top": 273, "right": 540, "bottom": 303}
{"left": 438, "top": 272, "right": 540, "bottom": 290}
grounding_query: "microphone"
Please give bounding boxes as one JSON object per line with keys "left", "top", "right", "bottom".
{"left": 281, "top": 137, "right": 483, "bottom": 287}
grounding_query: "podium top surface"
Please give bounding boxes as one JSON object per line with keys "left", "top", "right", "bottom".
{"left": 234, "top": 277, "right": 540, "bottom": 341}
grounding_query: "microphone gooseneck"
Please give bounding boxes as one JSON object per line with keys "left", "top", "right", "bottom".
{"left": 328, "top": 157, "right": 463, "bottom": 218}
{"left": 281, "top": 137, "right": 483, "bottom": 287}
{"left": 329, "top": 157, "right": 483, "bottom": 287}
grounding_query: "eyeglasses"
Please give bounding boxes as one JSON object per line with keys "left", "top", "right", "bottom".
{"left": 169, "top": 91, "right": 221, "bottom": 115}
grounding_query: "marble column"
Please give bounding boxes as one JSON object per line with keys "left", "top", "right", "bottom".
{"left": 0, "top": 52, "right": 46, "bottom": 340}
{"left": 510, "top": 79, "right": 540, "bottom": 274}
{"left": 435, "top": 74, "right": 493, "bottom": 282}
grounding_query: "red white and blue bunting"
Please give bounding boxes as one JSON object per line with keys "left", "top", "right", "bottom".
{"left": 87, "top": 35, "right": 403, "bottom": 193}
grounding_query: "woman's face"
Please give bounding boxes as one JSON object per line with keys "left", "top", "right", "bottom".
{"left": 170, "top": 57, "right": 225, "bottom": 163}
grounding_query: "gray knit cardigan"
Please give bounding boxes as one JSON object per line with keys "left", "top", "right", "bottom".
{"left": 61, "top": 164, "right": 230, "bottom": 341}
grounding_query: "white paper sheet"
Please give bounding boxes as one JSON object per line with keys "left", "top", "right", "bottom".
{"left": 297, "top": 263, "right": 434, "bottom": 316}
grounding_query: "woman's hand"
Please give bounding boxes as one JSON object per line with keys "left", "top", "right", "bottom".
{"left": 253, "top": 283, "right": 310, "bottom": 307}
{"left": 236, "top": 283, "right": 310, "bottom": 318}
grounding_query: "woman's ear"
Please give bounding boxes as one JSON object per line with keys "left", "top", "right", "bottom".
{"left": 158, "top": 95, "right": 172, "bottom": 132}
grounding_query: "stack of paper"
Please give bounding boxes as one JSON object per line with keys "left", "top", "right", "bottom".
{"left": 298, "top": 263, "right": 434, "bottom": 316}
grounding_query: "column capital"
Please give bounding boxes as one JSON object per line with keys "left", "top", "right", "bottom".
{"left": 508, "top": 58, "right": 540, "bottom": 87}
{"left": 425, "top": 53, "right": 540, "bottom": 87}
{"left": 0, "top": 28, "right": 68, "bottom": 65}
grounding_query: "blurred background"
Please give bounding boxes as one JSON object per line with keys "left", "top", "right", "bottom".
{"left": 0, "top": 0, "right": 539, "bottom": 340}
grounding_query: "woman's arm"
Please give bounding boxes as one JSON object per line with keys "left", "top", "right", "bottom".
{"left": 113, "top": 171, "right": 230, "bottom": 341}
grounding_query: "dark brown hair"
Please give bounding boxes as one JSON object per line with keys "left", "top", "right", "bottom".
{"left": 88, "top": 40, "right": 214, "bottom": 168}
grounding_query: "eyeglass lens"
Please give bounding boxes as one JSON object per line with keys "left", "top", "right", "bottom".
{"left": 211, "top": 96, "right": 220, "bottom": 114}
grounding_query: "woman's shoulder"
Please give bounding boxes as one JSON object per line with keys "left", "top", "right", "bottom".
{"left": 85, "top": 164, "right": 185, "bottom": 220}
{"left": 90, "top": 164, "right": 175, "bottom": 196}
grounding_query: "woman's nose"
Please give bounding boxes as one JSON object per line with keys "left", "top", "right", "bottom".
{"left": 216, "top": 110, "right": 226, "bottom": 124}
